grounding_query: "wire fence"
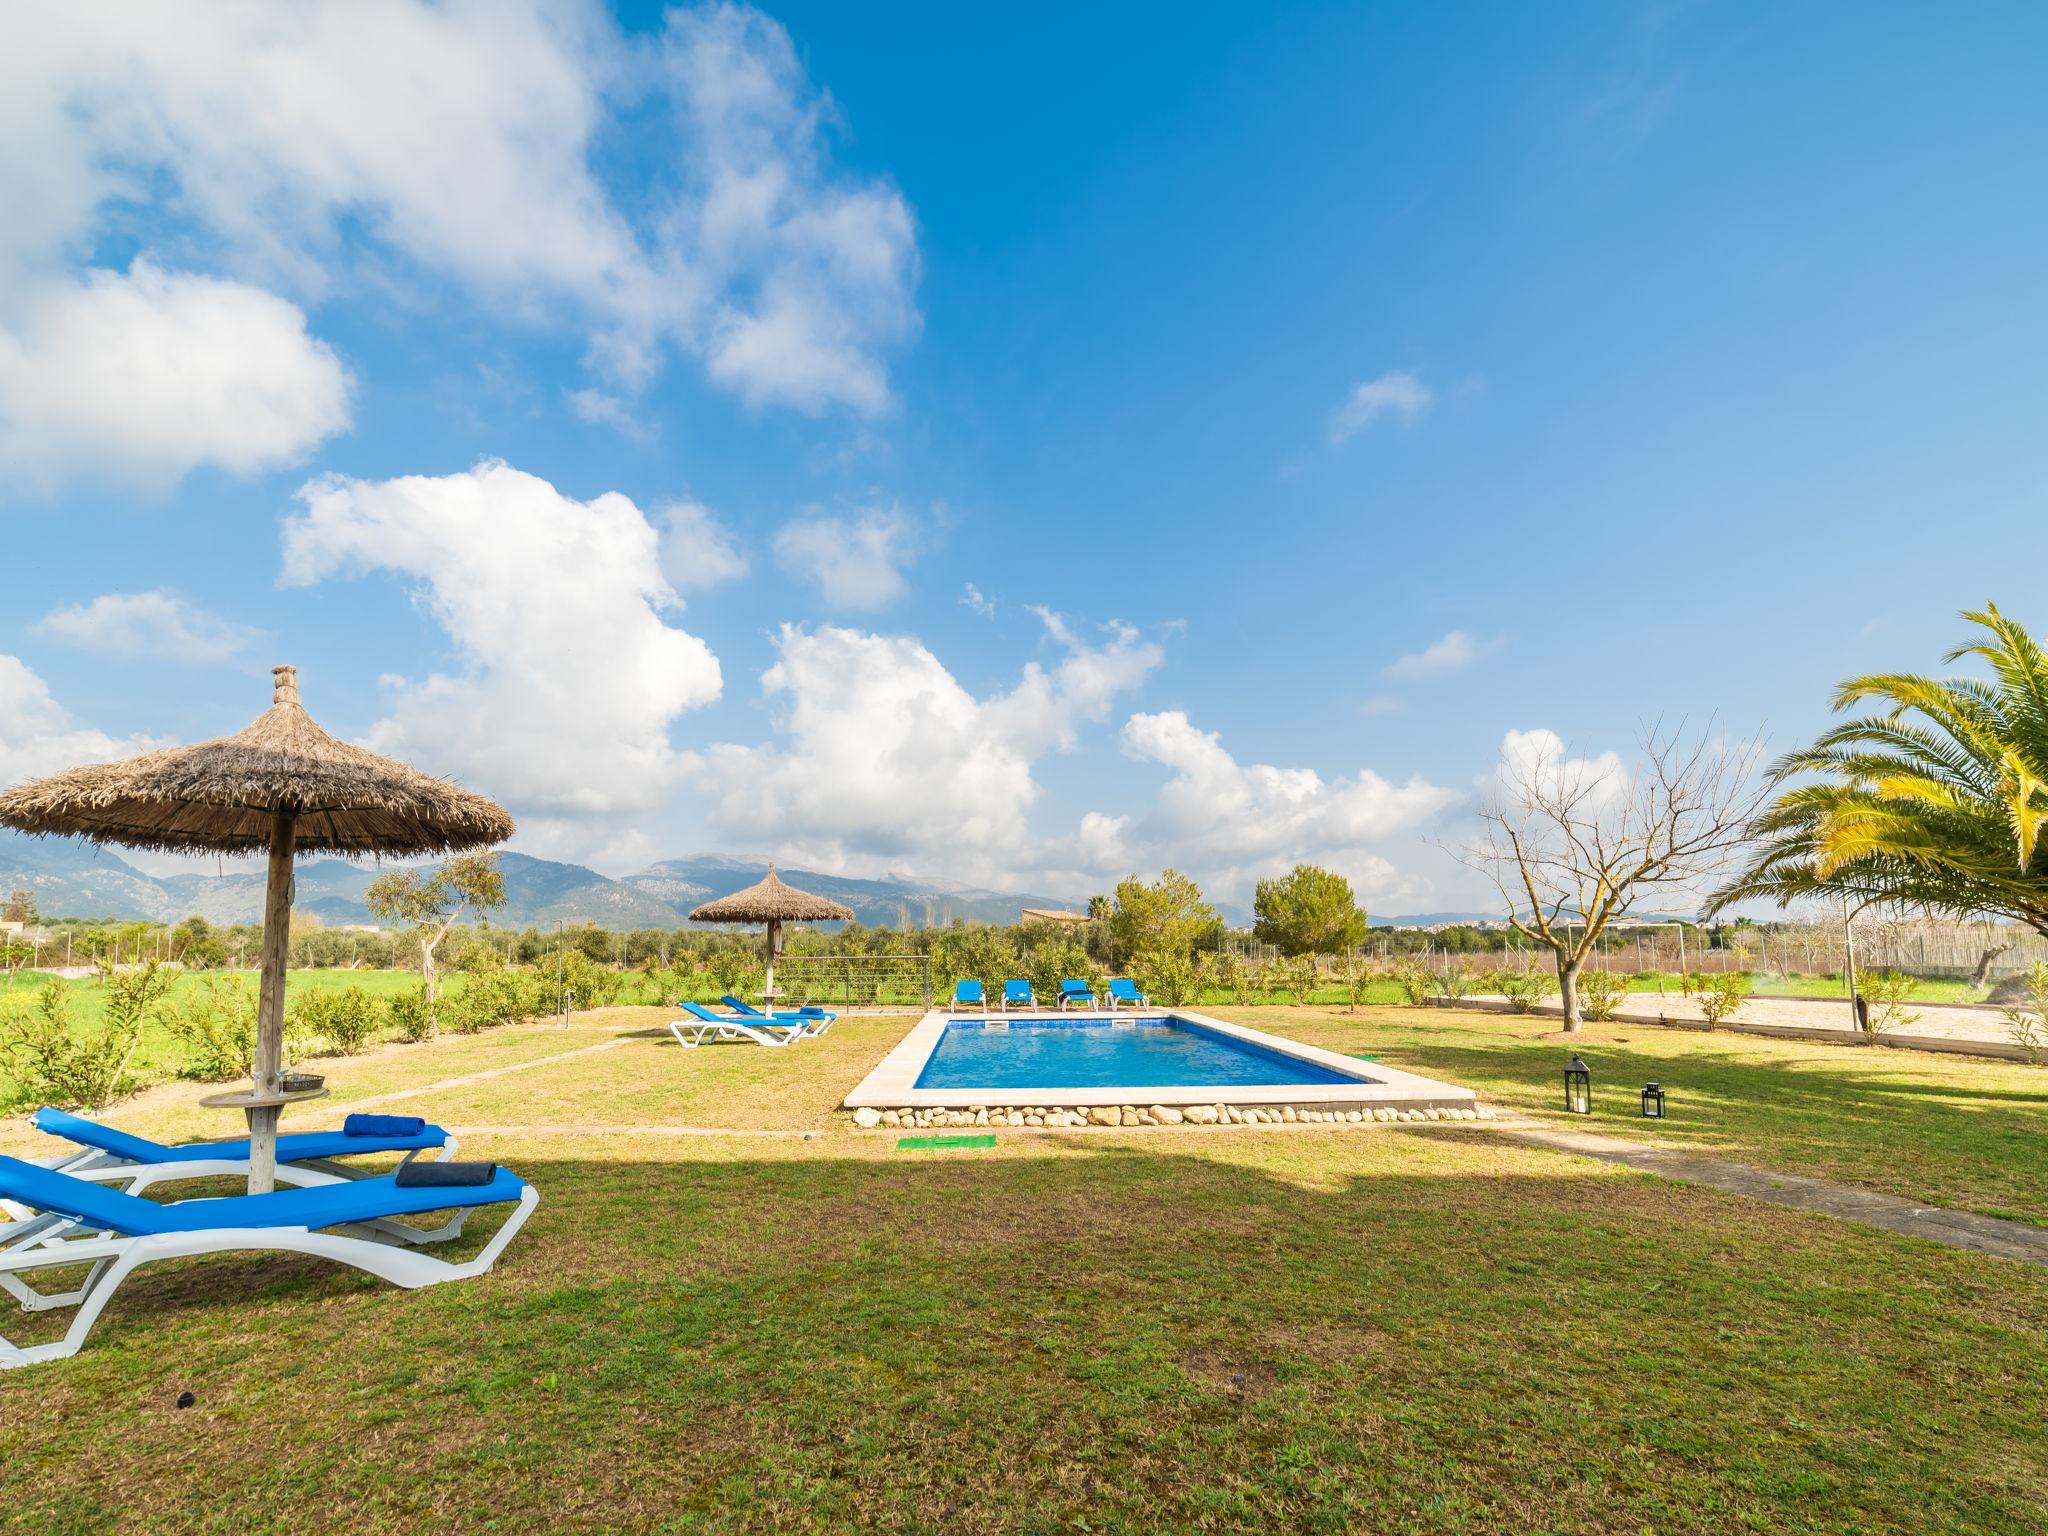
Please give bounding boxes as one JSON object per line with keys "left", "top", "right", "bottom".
{"left": 1376, "top": 920, "right": 2048, "bottom": 982}
{"left": 777, "top": 953, "right": 932, "bottom": 1008}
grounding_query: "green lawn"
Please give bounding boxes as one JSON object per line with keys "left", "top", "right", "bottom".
{"left": 0, "top": 1006, "right": 2043, "bottom": 1533}
{"left": 1219, "top": 1004, "right": 2048, "bottom": 1226}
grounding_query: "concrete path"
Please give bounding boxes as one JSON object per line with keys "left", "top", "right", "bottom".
{"left": 1484, "top": 1116, "right": 2048, "bottom": 1265}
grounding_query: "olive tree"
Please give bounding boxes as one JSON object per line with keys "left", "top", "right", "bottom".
{"left": 364, "top": 854, "right": 506, "bottom": 1004}
{"left": 1457, "top": 724, "right": 1766, "bottom": 1031}
{"left": 1106, "top": 870, "right": 1217, "bottom": 964}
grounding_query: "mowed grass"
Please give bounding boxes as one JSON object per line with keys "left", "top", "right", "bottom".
{"left": 1212, "top": 1005, "right": 2048, "bottom": 1226}
{"left": 0, "top": 1010, "right": 2043, "bottom": 1534}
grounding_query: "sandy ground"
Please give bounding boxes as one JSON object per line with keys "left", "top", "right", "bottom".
{"left": 1466, "top": 990, "right": 2022, "bottom": 1047}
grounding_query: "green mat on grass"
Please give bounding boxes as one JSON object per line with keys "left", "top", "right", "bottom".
{"left": 897, "top": 1134, "right": 998, "bottom": 1150}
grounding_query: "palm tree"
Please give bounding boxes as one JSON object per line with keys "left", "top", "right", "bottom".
{"left": 1710, "top": 604, "right": 2048, "bottom": 933}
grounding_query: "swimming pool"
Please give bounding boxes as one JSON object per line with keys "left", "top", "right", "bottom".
{"left": 915, "top": 1016, "right": 1361, "bottom": 1091}
{"left": 844, "top": 1006, "right": 1480, "bottom": 1122}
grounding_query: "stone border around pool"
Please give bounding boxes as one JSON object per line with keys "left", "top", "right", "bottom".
{"left": 842, "top": 1007, "right": 1480, "bottom": 1118}
{"left": 852, "top": 1101, "right": 1498, "bottom": 1130}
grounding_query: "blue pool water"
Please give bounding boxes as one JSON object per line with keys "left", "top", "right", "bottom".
{"left": 913, "top": 1016, "right": 1365, "bottom": 1091}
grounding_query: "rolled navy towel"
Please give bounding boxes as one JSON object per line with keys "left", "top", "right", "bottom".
{"left": 395, "top": 1160, "right": 499, "bottom": 1188}
{"left": 344, "top": 1113, "right": 427, "bottom": 1138}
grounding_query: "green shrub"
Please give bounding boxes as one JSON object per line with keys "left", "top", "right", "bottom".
{"left": 560, "top": 950, "right": 625, "bottom": 1011}
{"left": 1029, "top": 939, "right": 1095, "bottom": 1004}
{"left": 304, "top": 985, "right": 381, "bottom": 1055}
{"left": 0, "top": 962, "right": 169, "bottom": 1110}
{"left": 162, "top": 973, "right": 260, "bottom": 1080}
{"left": 1578, "top": 969, "right": 1629, "bottom": 1022}
{"left": 1997, "top": 961, "right": 2048, "bottom": 1065}
{"left": 1689, "top": 971, "right": 1751, "bottom": 1029}
{"left": 1335, "top": 954, "right": 1378, "bottom": 1011}
{"left": 1493, "top": 963, "right": 1557, "bottom": 1014}
{"left": 1136, "top": 948, "right": 1197, "bottom": 1007}
{"left": 1860, "top": 970, "right": 1920, "bottom": 1035}
{"left": 1389, "top": 960, "right": 1437, "bottom": 1006}
{"left": 1287, "top": 954, "right": 1322, "bottom": 1006}
{"left": 387, "top": 986, "right": 434, "bottom": 1043}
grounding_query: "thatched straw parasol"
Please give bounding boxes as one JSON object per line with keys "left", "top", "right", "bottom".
{"left": 0, "top": 665, "right": 511, "bottom": 1191}
{"left": 690, "top": 864, "right": 853, "bottom": 1007}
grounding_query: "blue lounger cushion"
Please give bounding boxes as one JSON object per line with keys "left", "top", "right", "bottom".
{"left": 345, "top": 1114, "right": 426, "bottom": 1138}
{"left": 680, "top": 1001, "right": 815, "bottom": 1025}
{"left": 0, "top": 1154, "right": 529, "bottom": 1238}
{"left": 722, "top": 995, "right": 825, "bottom": 1017}
{"left": 32, "top": 1107, "right": 449, "bottom": 1166}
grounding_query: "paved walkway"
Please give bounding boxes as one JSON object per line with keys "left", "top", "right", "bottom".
{"left": 1484, "top": 1116, "right": 2048, "bottom": 1265}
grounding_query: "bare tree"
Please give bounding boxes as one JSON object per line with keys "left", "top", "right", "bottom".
{"left": 1456, "top": 723, "right": 1768, "bottom": 1031}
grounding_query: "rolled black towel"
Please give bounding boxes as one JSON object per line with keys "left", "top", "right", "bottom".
{"left": 395, "top": 1160, "right": 499, "bottom": 1188}
{"left": 345, "top": 1113, "right": 427, "bottom": 1138}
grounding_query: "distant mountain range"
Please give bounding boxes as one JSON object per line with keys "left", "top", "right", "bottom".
{"left": 0, "top": 832, "right": 1130, "bottom": 931}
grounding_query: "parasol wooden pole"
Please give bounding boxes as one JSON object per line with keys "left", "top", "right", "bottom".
{"left": 764, "top": 917, "right": 780, "bottom": 1006}
{"left": 248, "top": 806, "right": 298, "bottom": 1194}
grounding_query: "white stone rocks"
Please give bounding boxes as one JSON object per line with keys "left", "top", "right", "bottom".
{"left": 853, "top": 1107, "right": 882, "bottom": 1129}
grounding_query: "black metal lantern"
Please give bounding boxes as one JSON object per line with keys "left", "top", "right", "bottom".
{"left": 1641, "top": 1082, "right": 1666, "bottom": 1118}
{"left": 1563, "top": 1054, "right": 1592, "bottom": 1114}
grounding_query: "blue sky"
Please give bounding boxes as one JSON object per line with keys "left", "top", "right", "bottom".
{"left": 3, "top": 1, "right": 2046, "bottom": 913}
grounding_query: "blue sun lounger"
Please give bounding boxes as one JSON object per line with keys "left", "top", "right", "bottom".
{"left": 0, "top": 1154, "right": 537, "bottom": 1368}
{"left": 952, "top": 979, "right": 985, "bottom": 1011}
{"left": 1058, "top": 979, "right": 1096, "bottom": 1010}
{"left": 1003, "top": 979, "right": 1036, "bottom": 1010}
{"left": 30, "top": 1107, "right": 456, "bottom": 1183}
{"left": 722, "top": 994, "right": 827, "bottom": 1018}
{"left": 7, "top": 1108, "right": 472, "bottom": 1243}
{"left": 1106, "top": 977, "right": 1148, "bottom": 1010}
{"left": 720, "top": 995, "right": 835, "bottom": 1036}
{"left": 670, "top": 1000, "right": 814, "bottom": 1049}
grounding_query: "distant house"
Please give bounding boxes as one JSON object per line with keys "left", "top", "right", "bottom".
{"left": 0, "top": 919, "right": 21, "bottom": 938}
{"left": 1020, "top": 908, "right": 1091, "bottom": 927}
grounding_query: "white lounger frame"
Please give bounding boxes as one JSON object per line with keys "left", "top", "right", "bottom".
{"left": 0, "top": 1164, "right": 538, "bottom": 1369}
{"left": 667, "top": 1013, "right": 831, "bottom": 1049}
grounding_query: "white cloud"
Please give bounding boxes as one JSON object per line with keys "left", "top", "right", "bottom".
{"left": 0, "top": 655, "right": 170, "bottom": 787}
{"left": 1359, "top": 694, "right": 1406, "bottom": 717}
{"left": 1493, "top": 727, "right": 1627, "bottom": 811}
{"left": 34, "top": 590, "right": 255, "bottom": 663}
{"left": 280, "top": 460, "right": 722, "bottom": 824}
{"left": 686, "top": 613, "right": 1163, "bottom": 879}
{"left": 1327, "top": 369, "right": 1433, "bottom": 443}
{"left": 659, "top": 500, "right": 748, "bottom": 590}
{"left": 1384, "top": 629, "right": 1490, "bottom": 678}
{"left": 774, "top": 506, "right": 917, "bottom": 610}
{"left": 566, "top": 389, "right": 654, "bottom": 441}
{"left": 1111, "top": 711, "right": 1457, "bottom": 903}
{"left": 0, "top": 0, "right": 919, "bottom": 491}
{"left": 960, "top": 583, "right": 995, "bottom": 619}
{"left": 0, "top": 265, "right": 350, "bottom": 491}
